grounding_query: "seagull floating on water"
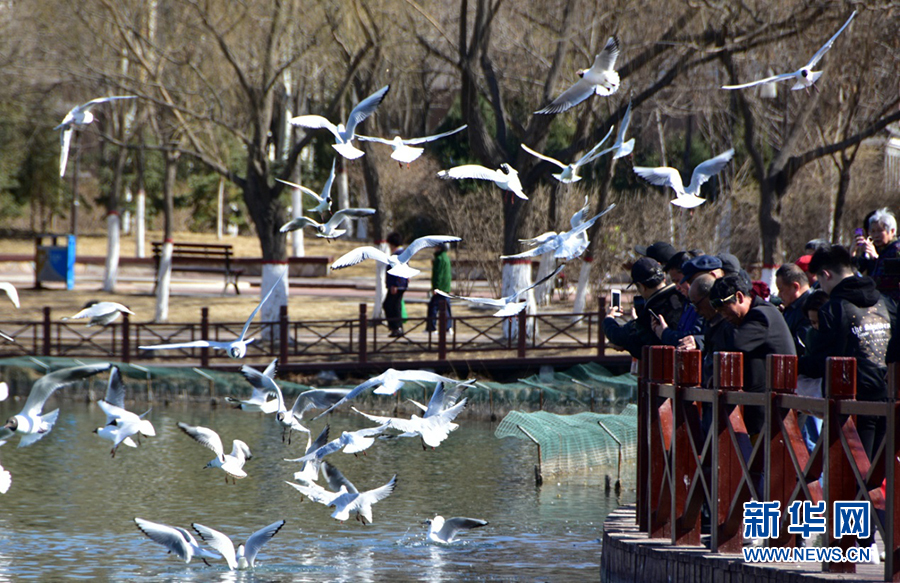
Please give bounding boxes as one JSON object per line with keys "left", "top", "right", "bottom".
{"left": 192, "top": 520, "right": 285, "bottom": 570}
{"left": 93, "top": 367, "right": 155, "bottom": 457}
{"left": 535, "top": 37, "right": 620, "bottom": 114}
{"left": 425, "top": 516, "right": 489, "bottom": 543}
{"left": 177, "top": 422, "right": 253, "bottom": 483}
{"left": 722, "top": 11, "right": 856, "bottom": 93}
{"left": 56, "top": 96, "right": 136, "bottom": 177}
{"left": 134, "top": 518, "right": 219, "bottom": 565}
{"left": 0, "top": 362, "right": 111, "bottom": 447}
{"left": 437, "top": 265, "right": 566, "bottom": 318}
{"left": 521, "top": 127, "right": 614, "bottom": 184}
{"left": 438, "top": 163, "right": 527, "bottom": 200}
{"left": 276, "top": 159, "right": 336, "bottom": 215}
{"left": 291, "top": 85, "right": 390, "bottom": 159}
{"left": 280, "top": 208, "right": 376, "bottom": 240}
{"left": 62, "top": 301, "right": 134, "bottom": 327}
{"left": 331, "top": 235, "right": 461, "bottom": 279}
{"left": 633, "top": 149, "right": 735, "bottom": 209}
{"left": 140, "top": 271, "right": 285, "bottom": 358}
{"left": 357, "top": 125, "right": 468, "bottom": 167}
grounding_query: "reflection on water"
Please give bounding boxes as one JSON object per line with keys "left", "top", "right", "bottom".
{"left": 0, "top": 399, "right": 632, "bottom": 581}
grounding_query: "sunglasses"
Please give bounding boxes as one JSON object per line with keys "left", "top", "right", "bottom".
{"left": 710, "top": 293, "right": 737, "bottom": 310}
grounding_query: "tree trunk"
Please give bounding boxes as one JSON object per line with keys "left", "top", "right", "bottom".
{"left": 572, "top": 256, "right": 593, "bottom": 322}
{"left": 758, "top": 179, "right": 781, "bottom": 291}
{"left": 534, "top": 253, "right": 556, "bottom": 306}
{"left": 831, "top": 154, "right": 853, "bottom": 244}
{"left": 260, "top": 262, "right": 289, "bottom": 342}
{"left": 336, "top": 157, "right": 351, "bottom": 237}
{"left": 103, "top": 143, "right": 128, "bottom": 292}
{"left": 154, "top": 150, "right": 178, "bottom": 323}
{"left": 501, "top": 260, "right": 536, "bottom": 340}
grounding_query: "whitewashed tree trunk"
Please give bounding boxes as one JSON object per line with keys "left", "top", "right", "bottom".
{"left": 102, "top": 213, "right": 121, "bottom": 292}
{"left": 533, "top": 254, "right": 555, "bottom": 306}
{"left": 291, "top": 186, "right": 305, "bottom": 257}
{"left": 135, "top": 188, "right": 145, "bottom": 258}
{"left": 760, "top": 266, "right": 776, "bottom": 296}
{"left": 571, "top": 258, "right": 593, "bottom": 323}
{"left": 154, "top": 241, "right": 173, "bottom": 322}
{"left": 216, "top": 177, "right": 225, "bottom": 240}
{"left": 372, "top": 240, "right": 389, "bottom": 320}
{"left": 337, "top": 164, "right": 351, "bottom": 237}
{"left": 260, "top": 262, "right": 290, "bottom": 342}
{"left": 501, "top": 261, "right": 537, "bottom": 340}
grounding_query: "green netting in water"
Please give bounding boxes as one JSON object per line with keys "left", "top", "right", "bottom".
{"left": 494, "top": 405, "right": 637, "bottom": 477}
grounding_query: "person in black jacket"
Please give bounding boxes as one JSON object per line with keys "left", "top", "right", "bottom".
{"left": 802, "top": 245, "right": 894, "bottom": 459}
{"left": 383, "top": 232, "right": 409, "bottom": 337}
{"left": 775, "top": 263, "right": 812, "bottom": 355}
{"left": 603, "top": 257, "right": 685, "bottom": 359}
{"left": 709, "top": 274, "right": 796, "bottom": 436}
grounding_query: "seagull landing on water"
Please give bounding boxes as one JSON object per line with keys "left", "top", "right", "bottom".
{"left": 633, "top": 149, "right": 735, "bottom": 209}
{"left": 437, "top": 163, "right": 526, "bottom": 200}
{"left": 331, "top": 235, "right": 461, "bottom": 279}
{"left": 357, "top": 125, "right": 468, "bottom": 167}
{"left": 436, "top": 265, "right": 566, "bottom": 318}
{"left": 140, "top": 271, "right": 285, "bottom": 359}
{"left": 722, "top": 11, "right": 856, "bottom": 93}
{"left": 177, "top": 422, "right": 252, "bottom": 483}
{"left": 279, "top": 208, "right": 376, "bottom": 240}
{"left": 63, "top": 301, "right": 134, "bottom": 327}
{"left": 192, "top": 520, "right": 285, "bottom": 571}
{"left": 56, "top": 96, "right": 136, "bottom": 178}
{"left": 0, "top": 363, "right": 111, "bottom": 447}
{"left": 425, "top": 516, "right": 489, "bottom": 543}
{"left": 276, "top": 158, "right": 336, "bottom": 216}
{"left": 285, "top": 464, "right": 397, "bottom": 524}
{"left": 521, "top": 126, "right": 614, "bottom": 184}
{"left": 291, "top": 85, "right": 390, "bottom": 160}
{"left": 134, "top": 518, "right": 219, "bottom": 565}
{"left": 535, "top": 37, "right": 620, "bottom": 114}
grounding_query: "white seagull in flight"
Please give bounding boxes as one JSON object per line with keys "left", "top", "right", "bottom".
{"left": 279, "top": 208, "right": 376, "bottom": 240}
{"left": 520, "top": 126, "right": 614, "bottom": 184}
{"left": 595, "top": 101, "right": 636, "bottom": 159}
{"left": 192, "top": 520, "right": 285, "bottom": 571}
{"left": 536, "top": 37, "right": 620, "bottom": 114}
{"left": 502, "top": 205, "right": 616, "bottom": 261}
{"left": 62, "top": 301, "right": 134, "bottom": 327}
{"left": 331, "top": 235, "right": 461, "bottom": 279}
{"left": 722, "top": 11, "right": 857, "bottom": 92}
{"left": 291, "top": 85, "right": 391, "bottom": 159}
{"left": 93, "top": 367, "right": 155, "bottom": 457}
{"left": 139, "top": 271, "right": 285, "bottom": 359}
{"left": 177, "top": 422, "right": 253, "bottom": 483}
{"left": 276, "top": 158, "right": 336, "bottom": 215}
{"left": 425, "top": 516, "right": 489, "bottom": 543}
{"left": 357, "top": 125, "right": 468, "bottom": 167}
{"left": 284, "top": 469, "right": 397, "bottom": 524}
{"left": 437, "top": 265, "right": 565, "bottom": 317}
{"left": 56, "top": 96, "right": 136, "bottom": 177}
{"left": 438, "top": 163, "right": 527, "bottom": 200}
{"left": 134, "top": 518, "right": 219, "bottom": 565}
{"left": 633, "top": 149, "right": 734, "bottom": 208}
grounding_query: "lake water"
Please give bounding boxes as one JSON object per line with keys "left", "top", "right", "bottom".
{"left": 0, "top": 399, "right": 632, "bottom": 581}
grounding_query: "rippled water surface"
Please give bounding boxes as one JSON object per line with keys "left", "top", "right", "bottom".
{"left": 0, "top": 399, "right": 631, "bottom": 581}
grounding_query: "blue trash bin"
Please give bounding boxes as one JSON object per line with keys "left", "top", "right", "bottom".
{"left": 35, "top": 235, "right": 76, "bottom": 290}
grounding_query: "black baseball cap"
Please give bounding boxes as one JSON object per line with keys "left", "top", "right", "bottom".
{"left": 680, "top": 255, "right": 723, "bottom": 284}
{"left": 634, "top": 241, "right": 677, "bottom": 266}
{"left": 630, "top": 257, "right": 665, "bottom": 286}
{"left": 716, "top": 253, "right": 741, "bottom": 275}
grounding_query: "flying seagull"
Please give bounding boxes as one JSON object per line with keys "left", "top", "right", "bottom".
{"left": 722, "top": 11, "right": 857, "bottom": 92}
{"left": 62, "top": 301, "right": 134, "bottom": 327}
{"left": 93, "top": 367, "right": 155, "bottom": 457}
{"left": 437, "top": 265, "right": 566, "bottom": 317}
{"left": 357, "top": 125, "right": 468, "bottom": 167}
{"left": 234, "top": 358, "right": 311, "bottom": 443}
{"left": 0, "top": 382, "right": 10, "bottom": 493}
{"left": 139, "top": 271, "right": 285, "bottom": 359}
{"left": 276, "top": 159, "right": 336, "bottom": 215}
{"left": 192, "top": 520, "right": 285, "bottom": 571}
{"left": 633, "top": 149, "right": 735, "bottom": 209}
{"left": 437, "top": 163, "right": 527, "bottom": 200}
{"left": 291, "top": 424, "right": 331, "bottom": 484}
{"left": 280, "top": 208, "right": 376, "bottom": 240}
{"left": 520, "top": 126, "right": 615, "bottom": 184}
{"left": 331, "top": 235, "right": 462, "bottom": 279}
{"left": 502, "top": 205, "right": 616, "bottom": 261}
{"left": 291, "top": 85, "right": 391, "bottom": 159}
{"left": 0, "top": 362, "right": 111, "bottom": 447}
{"left": 134, "top": 518, "right": 219, "bottom": 565}
{"left": 177, "top": 422, "right": 253, "bottom": 483}
{"left": 285, "top": 388, "right": 352, "bottom": 421}
{"left": 595, "top": 101, "right": 636, "bottom": 159}
{"left": 285, "top": 425, "right": 386, "bottom": 463}
{"left": 56, "top": 96, "right": 136, "bottom": 177}
{"left": 352, "top": 396, "right": 467, "bottom": 449}
{"left": 425, "top": 516, "right": 489, "bottom": 543}
{"left": 0, "top": 282, "right": 19, "bottom": 309}
{"left": 284, "top": 472, "right": 397, "bottom": 524}
{"left": 536, "top": 37, "right": 620, "bottom": 114}
{"left": 226, "top": 359, "right": 281, "bottom": 414}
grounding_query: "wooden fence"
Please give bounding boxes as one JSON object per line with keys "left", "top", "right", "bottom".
{"left": 636, "top": 344, "right": 900, "bottom": 580}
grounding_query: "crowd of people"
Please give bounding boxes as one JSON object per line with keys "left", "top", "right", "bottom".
{"left": 603, "top": 207, "right": 900, "bottom": 464}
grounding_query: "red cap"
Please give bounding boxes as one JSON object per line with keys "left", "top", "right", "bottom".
{"left": 794, "top": 254, "right": 812, "bottom": 273}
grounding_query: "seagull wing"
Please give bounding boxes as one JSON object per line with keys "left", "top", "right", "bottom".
{"left": 344, "top": 85, "right": 391, "bottom": 137}
{"left": 24, "top": 363, "right": 112, "bottom": 417}
{"left": 134, "top": 518, "right": 192, "bottom": 562}
{"left": 331, "top": 246, "right": 392, "bottom": 270}
{"left": 355, "top": 135, "right": 395, "bottom": 145}
{"left": 242, "top": 520, "right": 285, "bottom": 567}
{"left": 318, "top": 159, "right": 336, "bottom": 213}
{"left": 325, "top": 208, "right": 377, "bottom": 231}
{"left": 520, "top": 144, "right": 567, "bottom": 170}
{"left": 685, "top": 149, "right": 734, "bottom": 195}
{"left": 806, "top": 10, "right": 857, "bottom": 69}
{"left": 177, "top": 422, "right": 225, "bottom": 458}
{"left": 239, "top": 270, "right": 286, "bottom": 342}
{"left": 437, "top": 164, "right": 501, "bottom": 182}
{"left": 103, "top": 366, "right": 127, "bottom": 410}
{"left": 291, "top": 390, "right": 350, "bottom": 418}
{"left": 280, "top": 216, "right": 321, "bottom": 233}
{"left": 535, "top": 77, "right": 596, "bottom": 115}
{"left": 404, "top": 124, "right": 468, "bottom": 145}
{"left": 633, "top": 166, "right": 685, "bottom": 195}
{"left": 575, "top": 125, "right": 616, "bottom": 166}
{"left": 615, "top": 101, "right": 633, "bottom": 146}
{"left": 351, "top": 406, "right": 394, "bottom": 427}
{"left": 240, "top": 362, "right": 282, "bottom": 409}
{"left": 290, "top": 115, "right": 342, "bottom": 140}
{"left": 439, "top": 517, "right": 489, "bottom": 542}
{"left": 434, "top": 289, "right": 504, "bottom": 308}
{"left": 356, "top": 475, "right": 397, "bottom": 512}
{"left": 59, "top": 128, "right": 73, "bottom": 178}
{"left": 82, "top": 95, "right": 136, "bottom": 110}
{"left": 322, "top": 461, "right": 359, "bottom": 494}
{"left": 138, "top": 340, "right": 215, "bottom": 351}
{"left": 509, "top": 264, "right": 566, "bottom": 303}
{"left": 192, "top": 524, "right": 237, "bottom": 570}
{"left": 570, "top": 196, "right": 591, "bottom": 229}
{"left": 721, "top": 72, "right": 796, "bottom": 90}
{"left": 592, "top": 36, "right": 620, "bottom": 73}
{"left": 312, "top": 376, "right": 383, "bottom": 419}
{"left": 568, "top": 203, "right": 616, "bottom": 236}
{"left": 284, "top": 480, "right": 342, "bottom": 506}
{"left": 398, "top": 236, "right": 461, "bottom": 264}
{"left": 275, "top": 179, "right": 322, "bottom": 203}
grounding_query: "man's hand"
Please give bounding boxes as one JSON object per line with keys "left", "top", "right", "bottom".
{"left": 607, "top": 306, "right": 624, "bottom": 319}
{"left": 677, "top": 335, "right": 697, "bottom": 350}
{"left": 650, "top": 313, "right": 669, "bottom": 338}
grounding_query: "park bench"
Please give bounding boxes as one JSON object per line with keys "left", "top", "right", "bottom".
{"left": 152, "top": 241, "right": 244, "bottom": 294}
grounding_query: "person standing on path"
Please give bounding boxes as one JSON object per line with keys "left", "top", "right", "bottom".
{"left": 427, "top": 243, "right": 452, "bottom": 332}
{"left": 384, "top": 232, "right": 409, "bottom": 337}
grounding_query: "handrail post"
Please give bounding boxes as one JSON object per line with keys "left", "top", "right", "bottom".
{"left": 279, "top": 305, "right": 289, "bottom": 367}
{"left": 637, "top": 346, "right": 650, "bottom": 531}
{"left": 764, "top": 354, "right": 800, "bottom": 547}
{"left": 200, "top": 307, "right": 210, "bottom": 368}
{"left": 121, "top": 312, "right": 131, "bottom": 364}
{"left": 672, "top": 348, "right": 702, "bottom": 545}
{"left": 438, "top": 304, "right": 447, "bottom": 361}
{"left": 823, "top": 356, "right": 858, "bottom": 574}
{"left": 597, "top": 295, "right": 606, "bottom": 357}
{"left": 711, "top": 351, "right": 746, "bottom": 553}
{"left": 648, "top": 345, "right": 675, "bottom": 539}
{"left": 42, "top": 306, "right": 51, "bottom": 356}
{"left": 358, "top": 303, "right": 367, "bottom": 363}
{"left": 886, "top": 362, "right": 900, "bottom": 580}
{"left": 516, "top": 310, "right": 527, "bottom": 358}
